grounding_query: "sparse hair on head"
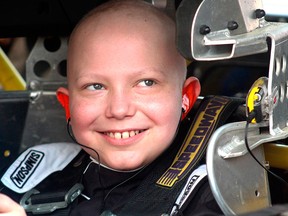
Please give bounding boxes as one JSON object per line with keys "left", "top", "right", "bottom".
{"left": 83, "top": 0, "right": 174, "bottom": 24}
{"left": 68, "top": 0, "right": 187, "bottom": 81}
{"left": 71, "top": 0, "right": 175, "bottom": 39}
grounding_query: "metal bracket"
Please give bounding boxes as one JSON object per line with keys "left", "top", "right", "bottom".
{"left": 215, "top": 121, "right": 288, "bottom": 159}
{"left": 267, "top": 30, "right": 288, "bottom": 135}
{"left": 26, "top": 37, "right": 67, "bottom": 91}
{"left": 189, "top": 0, "right": 288, "bottom": 136}
{"left": 20, "top": 183, "right": 84, "bottom": 214}
{"left": 206, "top": 122, "right": 272, "bottom": 215}
{"left": 190, "top": 0, "right": 266, "bottom": 61}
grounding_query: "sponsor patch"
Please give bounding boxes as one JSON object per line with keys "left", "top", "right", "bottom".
{"left": 10, "top": 150, "right": 44, "bottom": 188}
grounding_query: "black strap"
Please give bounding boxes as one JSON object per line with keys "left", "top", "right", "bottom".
{"left": 118, "top": 96, "right": 244, "bottom": 216}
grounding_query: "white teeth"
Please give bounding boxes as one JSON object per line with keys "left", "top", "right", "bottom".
{"left": 129, "top": 131, "right": 135, "bottom": 137}
{"left": 122, "top": 131, "right": 130, "bottom": 139}
{"left": 105, "top": 130, "right": 141, "bottom": 139}
{"left": 109, "top": 132, "right": 114, "bottom": 138}
{"left": 114, "top": 132, "right": 122, "bottom": 139}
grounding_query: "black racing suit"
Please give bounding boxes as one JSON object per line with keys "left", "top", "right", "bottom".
{"left": 68, "top": 152, "right": 222, "bottom": 216}
{"left": 2, "top": 96, "right": 268, "bottom": 215}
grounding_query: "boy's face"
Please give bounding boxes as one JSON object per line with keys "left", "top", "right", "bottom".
{"left": 64, "top": 17, "right": 191, "bottom": 170}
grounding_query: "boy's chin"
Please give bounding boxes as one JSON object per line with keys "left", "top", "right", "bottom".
{"left": 103, "top": 157, "right": 147, "bottom": 172}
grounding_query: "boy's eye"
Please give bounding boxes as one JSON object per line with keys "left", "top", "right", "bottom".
{"left": 86, "top": 83, "right": 104, "bottom": 90}
{"left": 138, "top": 79, "right": 155, "bottom": 87}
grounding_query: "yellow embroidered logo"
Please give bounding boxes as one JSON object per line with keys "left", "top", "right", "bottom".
{"left": 156, "top": 96, "right": 230, "bottom": 188}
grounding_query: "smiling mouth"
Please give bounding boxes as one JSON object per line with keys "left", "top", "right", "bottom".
{"left": 104, "top": 130, "right": 145, "bottom": 139}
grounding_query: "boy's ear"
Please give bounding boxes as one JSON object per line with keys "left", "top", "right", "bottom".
{"left": 56, "top": 87, "right": 70, "bottom": 121}
{"left": 181, "top": 77, "right": 201, "bottom": 120}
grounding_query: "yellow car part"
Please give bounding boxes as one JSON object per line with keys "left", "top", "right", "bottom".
{"left": 0, "top": 47, "right": 26, "bottom": 90}
{"left": 264, "top": 143, "right": 288, "bottom": 170}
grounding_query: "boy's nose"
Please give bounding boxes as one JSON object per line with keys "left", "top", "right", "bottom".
{"left": 105, "top": 90, "right": 135, "bottom": 119}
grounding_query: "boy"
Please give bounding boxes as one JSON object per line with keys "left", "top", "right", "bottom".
{"left": 0, "top": 0, "right": 222, "bottom": 215}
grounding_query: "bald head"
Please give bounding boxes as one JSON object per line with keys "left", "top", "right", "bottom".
{"left": 67, "top": 0, "right": 186, "bottom": 83}
{"left": 72, "top": 0, "right": 175, "bottom": 40}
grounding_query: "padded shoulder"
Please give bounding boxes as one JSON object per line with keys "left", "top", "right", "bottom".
{"left": 1, "top": 142, "right": 81, "bottom": 194}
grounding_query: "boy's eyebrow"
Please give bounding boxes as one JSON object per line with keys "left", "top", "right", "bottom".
{"left": 135, "top": 67, "right": 167, "bottom": 76}
{"left": 74, "top": 67, "right": 167, "bottom": 81}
